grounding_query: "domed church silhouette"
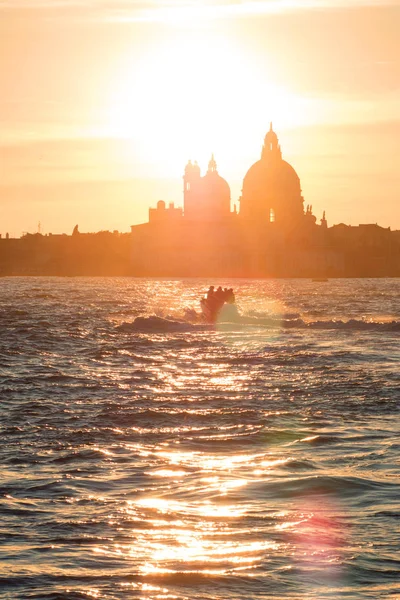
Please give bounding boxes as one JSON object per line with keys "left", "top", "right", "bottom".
{"left": 144, "top": 124, "right": 316, "bottom": 229}
{"left": 240, "top": 123, "right": 305, "bottom": 227}
{"left": 131, "top": 125, "right": 328, "bottom": 276}
{"left": 183, "top": 155, "right": 231, "bottom": 221}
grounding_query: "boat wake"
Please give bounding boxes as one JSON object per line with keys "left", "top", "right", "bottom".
{"left": 117, "top": 313, "right": 400, "bottom": 333}
{"left": 117, "top": 315, "right": 210, "bottom": 333}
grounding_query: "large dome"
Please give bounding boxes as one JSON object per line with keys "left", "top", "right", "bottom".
{"left": 243, "top": 159, "right": 300, "bottom": 192}
{"left": 240, "top": 126, "right": 304, "bottom": 225}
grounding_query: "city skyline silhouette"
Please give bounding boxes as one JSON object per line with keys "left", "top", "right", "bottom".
{"left": 1, "top": 125, "right": 399, "bottom": 278}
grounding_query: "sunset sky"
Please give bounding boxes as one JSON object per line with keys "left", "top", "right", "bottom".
{"left": 1, "top": 0, "right": 399, "bottom": 236}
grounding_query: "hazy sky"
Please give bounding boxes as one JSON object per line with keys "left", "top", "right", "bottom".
{"left": 1, "top": 0, "right": 399, "bottom": 235}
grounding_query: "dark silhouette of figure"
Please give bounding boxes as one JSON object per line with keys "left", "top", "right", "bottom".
{"left": 201, "top": 285, "right": 236, "bottom": 323}
{"left": 207, "top": 286, "right": 214, "bottom": 300}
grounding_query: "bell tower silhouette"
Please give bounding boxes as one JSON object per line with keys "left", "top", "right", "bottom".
{"left": 207, "top": 154, "right": 217, "bottom": 173}
{"left": 183, "top": 160, "right": 200, "bottom": 218}
{"left": 261, "top": 122, "right": 282, "bottom": 161}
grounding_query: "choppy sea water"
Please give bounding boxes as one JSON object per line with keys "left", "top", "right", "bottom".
{"left": 0, "top": 277, "right": 399, "bottom": 600}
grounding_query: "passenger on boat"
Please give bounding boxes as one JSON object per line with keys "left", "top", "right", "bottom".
{"left": 206, "top": 286, "right": 215, "bottom": 301}
{"left": 201, "top": 286, "right": 236, "bottom": 322}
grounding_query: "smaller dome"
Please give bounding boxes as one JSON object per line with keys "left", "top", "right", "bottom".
{"left": 157, "top": 200, "right": 166, "bottom": 210}
{"left": 201, "top": 170, "right": 231, "bottom": 198}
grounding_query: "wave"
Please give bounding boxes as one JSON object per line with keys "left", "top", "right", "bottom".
{"left": 118, "top": 314, "right": 400, "bottom": 333}
{"left": 295, "top": 434, "right": 340, "bottom": 445}
{"left": 253, "top": 474, "right": 399, "bottom": 500}
{"left": 117, "top": 316, "right": 209, "bottom": 333}
{"left": 305, "top": 318, "right": 400, "bottom": 331}
{"left": 15, "top": 594, "right": 92, "bottom": 600}
{"left": 258, "top": 316, "right": 400, "bottom": 331}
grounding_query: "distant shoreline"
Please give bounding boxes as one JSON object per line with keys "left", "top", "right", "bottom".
{"left": 1, "top": 228, "right": 399, "bottom": 278}
{"left": 1, "top": 274, "right": 399, "bottom": 279}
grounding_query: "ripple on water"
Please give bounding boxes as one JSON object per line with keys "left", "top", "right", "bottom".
{"left": 0, "top": 278, "right": 399, "bottom": 599}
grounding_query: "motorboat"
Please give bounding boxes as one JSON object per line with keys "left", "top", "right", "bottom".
{"left": 200, "top": 287, "right": 238, "bottom": 323}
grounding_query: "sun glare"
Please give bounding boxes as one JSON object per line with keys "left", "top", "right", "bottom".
{"left": 107, "top": 29, "right": 314, "bottom": 175}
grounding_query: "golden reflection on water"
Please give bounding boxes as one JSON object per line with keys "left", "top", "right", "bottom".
{"left": 299, "top": 435, "right": 320, "bottom": 443}
{"left": 137, "top": 534, "right": 278, "bottom": 577}
{"left": 90, "top": 477, "right": 281, "bottom": 579}
{"left": 156, "top": 449, "right": 262, "bottom": 472}
{"left": 120, "top": 582, "right": 179, "bottom": 599}
{"left": 163, "top": 370, "right": 248, "bottom": 391}
{"left": 149, "top": 469, "right": 187, "bottom": 478}
{"left": 90, "top": 430, "right": 347, "bottom": 589}
{"left": 93, "top": 496, "right": 276, "bottom": 577}
{"left": 134, "top": 497, "right": 246, "bottom": 519}
{"left": 257, "top": 457, "right": 290, "bottom": 470}
{"left": 84, "top": 589, "right": 101, "bottom": 598}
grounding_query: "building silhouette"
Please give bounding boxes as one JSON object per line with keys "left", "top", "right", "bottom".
{"left": 1, "top": 125, "right": 399, "bottom": 277}
{"left": 184, "top": 155, "right": 232, "bottom": 222}
{"left": 130, "top": 125, "right": 334, "bottom": 276}
{"left": 241, "top": 123, "right": 305, "bottom": 227}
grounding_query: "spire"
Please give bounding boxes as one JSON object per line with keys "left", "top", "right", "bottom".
{"left": 208, "top": 153, "right": 217, "bottom": 173}
{"left": 262, "top": 123, "right": 281, "bottom": 161}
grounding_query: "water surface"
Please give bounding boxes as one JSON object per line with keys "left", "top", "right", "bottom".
{"left": 0, "top": 278, "right": 399, "bottom": 599}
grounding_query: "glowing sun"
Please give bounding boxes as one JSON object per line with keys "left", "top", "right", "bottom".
{"left": 106, "top": 29, "right": 312, "bottom": 174}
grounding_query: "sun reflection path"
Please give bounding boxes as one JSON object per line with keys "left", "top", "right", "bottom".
{"left": 89, "top": 280, "right": 352, "bottom": 593}
{"left": 118, "top": 496, "right": 279, "bottom": 577}
{"left": 90, "top": 443, "right": 291, "bottom": 580}
{"left": 88, "top": 442, "right": 351, "bottom": 592}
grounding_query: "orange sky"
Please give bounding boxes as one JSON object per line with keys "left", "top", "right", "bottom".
{"left": 1, "top": 1, "right": 399, "bottom": 236}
